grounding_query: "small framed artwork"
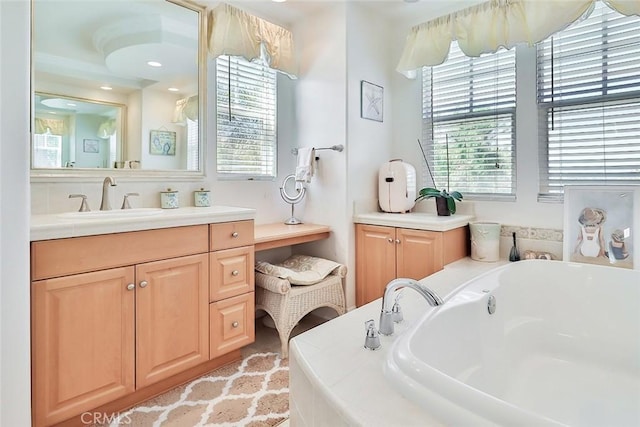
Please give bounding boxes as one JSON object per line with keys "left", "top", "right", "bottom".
{"left": 360, "top": 80, "right": 383, "bottom": 122}
{"left": 83, "top": 139, "right": 100, "bottom": 153}
{"left": 563, "top": 185, "right": 639, "bottom": 270}
{"left": 149, "top": 130, "right": 176, "bottom": 156}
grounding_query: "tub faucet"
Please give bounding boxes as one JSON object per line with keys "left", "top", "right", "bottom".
{"left": 379, "top": 278, "right": 443, "bottom": 336}
{"left": 100, "top": 176, "right": 117, "bottom": 210}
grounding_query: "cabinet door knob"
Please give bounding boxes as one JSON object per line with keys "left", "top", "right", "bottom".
{"left": 232, "top": 232, "right": 239, "bottom": 238}
{"left": 395, "top": 239, "right": 401, "bottom": 244}
{"left": 232, "top": 321, "right": 239, "bottom": 328}
{"left": 232, "top": 270, "right": 240, "bottom": 276}
{"left": 139, "top": 280, "right": 148, "bottom": 288}
{"left": 387, "top": 238, "right": 393, "bottom": 243}
{"left": 126, "top": 283, "right": 135, "bottom": 291}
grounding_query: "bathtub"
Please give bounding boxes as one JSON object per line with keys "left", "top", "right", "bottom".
{"left": 385, "top": 260, "right": 640, "bottom": 427}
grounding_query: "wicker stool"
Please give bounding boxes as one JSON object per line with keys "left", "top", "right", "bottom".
{"left": 255, "top": 264, "right": 346, "bottom": 358}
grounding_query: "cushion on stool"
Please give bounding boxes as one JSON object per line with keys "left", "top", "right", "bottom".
{"left": 255, "top": 254, "right": 341, "bottom": 285}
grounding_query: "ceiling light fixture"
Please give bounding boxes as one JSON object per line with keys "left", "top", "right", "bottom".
{"left": 147, "top": 61, "right": 162, "bottom": 67}
{"left": 100, "top": 85, "right": 113, "bottom": 91}
{"left": 168, "top": 87, "right": 179, "bottom": 92}
{"left": 66, "top": 103, "right": 76, "bottom": 107}
{"left": 272, "top": 0, "right": 287, "bottom": 3}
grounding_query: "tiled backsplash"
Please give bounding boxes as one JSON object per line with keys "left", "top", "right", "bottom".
{"left": 499, "top": 225, "right": 564, "bottom": 261}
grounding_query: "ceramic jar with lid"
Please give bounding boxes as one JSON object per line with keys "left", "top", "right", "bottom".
{"left": 194, "top": 188, "right": 210, "bottom": 207}
{"left": 160, "top": 188, "right": 179, "bottom": 209}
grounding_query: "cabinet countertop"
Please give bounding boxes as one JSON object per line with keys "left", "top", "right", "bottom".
{"left": 30, "top": 206, "right": 256, "bottom": 241}
{"left": 354, "top": 212, "right": 474, "bottom": 232}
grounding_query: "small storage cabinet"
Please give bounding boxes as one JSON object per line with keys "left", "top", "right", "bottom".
{"left": 355, "top": 223, "right": 467, "bottom": 306}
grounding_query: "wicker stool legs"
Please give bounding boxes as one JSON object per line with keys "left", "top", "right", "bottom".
{"left": 255, "top": 272, "right": 346, "bottom": 358}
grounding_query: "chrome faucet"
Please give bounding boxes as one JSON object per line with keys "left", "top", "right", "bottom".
{"left": 379, "top": 278, "right": 443, "bottom": 336}
{"left": 100, "top": 176, "right": 117, "bottom": 210}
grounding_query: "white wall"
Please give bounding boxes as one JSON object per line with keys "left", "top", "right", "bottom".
{"left": 0, "top": 1, "right": 32, "bottom": 425}
{"left": 344, "top": 3, "right": 394, "bottom": 309}
{"left": 291, "top": 3, "right": 350, "bottom": 303}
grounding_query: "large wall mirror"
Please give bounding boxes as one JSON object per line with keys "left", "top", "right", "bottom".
{"left": 31, "top": 0, "right": 206, "bottom": 179}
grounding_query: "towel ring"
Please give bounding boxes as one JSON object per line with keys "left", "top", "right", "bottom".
{"left": 280, "top": 174, "right": 306, "bottom": 225}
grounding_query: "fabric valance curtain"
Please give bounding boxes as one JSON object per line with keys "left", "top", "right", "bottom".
{"left": 397, "top": 0, "right": 640, "bottom": 77}
{"left": 208, "top": 3, "right": 297, "bottom": 77}
{"left": 173, "top": 96, "right": 198, "bottom": 124}
{"left": 34, "top": 118, "right": 65, "bottom": 135}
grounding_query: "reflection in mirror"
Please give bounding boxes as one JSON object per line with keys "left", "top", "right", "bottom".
{"left": 33, "top": 93, "right": 125, "bottom": 169}
{"left": 31, "top": 0, "right": 203, "bottom": 173}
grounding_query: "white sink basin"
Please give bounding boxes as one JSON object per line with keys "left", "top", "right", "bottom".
{"left": 58, "top": 208, "right": 164, "bottom": 220}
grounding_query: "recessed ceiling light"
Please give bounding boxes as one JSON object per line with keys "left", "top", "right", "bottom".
{"left": 147, "top": 61, "right": 162, "bottom": 67}
{"left": 48, "top": 111, "right": 57, "bottom": 114}
{"left": 66, "top": 103, "right": 76, "bottom": 107}
{"left": 272, "top": 0, "right": 287, "bottom": 3}
{"left": 100, "top": 85, "right": 112, "bottom": 91}
{"left": 168, "top": 87, "right": 179, "bottom": 92}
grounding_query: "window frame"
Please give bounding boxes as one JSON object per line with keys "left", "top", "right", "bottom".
{"left": 215, "top": 55, "right": 278, "bottom": 181}
{"left": 422, "top": 41, "right": 517, "bottom": 201}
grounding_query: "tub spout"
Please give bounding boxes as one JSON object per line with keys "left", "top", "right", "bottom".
{"left": 379, "top": 278, "right": 443, "bottom": 336}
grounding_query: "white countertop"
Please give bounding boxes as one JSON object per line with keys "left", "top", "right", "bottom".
{"left": 30, "top": 206, "right": 256, "bottom": 241}
{"left": 353, "top": 211, "right": 474, "bottom": 232}
{"left": 290, "top": 258, "right": 507, "bottom": 426}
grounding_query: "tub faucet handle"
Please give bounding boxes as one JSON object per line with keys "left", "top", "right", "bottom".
{"left": 391, "top": 301, "right": 403, "bottom": 323}
{"left": 364, "top": 319, "right": 381, "bottom": 351}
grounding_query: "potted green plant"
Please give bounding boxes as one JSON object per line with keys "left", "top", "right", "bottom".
{"left": 415, "top": 137, "right": 463, "bottom": 216}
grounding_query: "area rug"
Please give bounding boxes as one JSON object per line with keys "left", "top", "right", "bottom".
{"left": 108, "top": 352, "right": 289, "bottom": 427}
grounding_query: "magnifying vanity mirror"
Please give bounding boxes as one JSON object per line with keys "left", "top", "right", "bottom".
{"left": 31, "top": 0, "right": 206, "bottom": 178}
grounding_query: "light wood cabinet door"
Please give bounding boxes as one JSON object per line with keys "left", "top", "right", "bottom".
{"left": 210, "top": 293, "right": 255, "bottom": 359}
{"left": 135, "top": 254, "right": 209, "bottom": 388}
{"left": 356, "top": 224, "right": 396, "bottom": 307}
{"left": 210, "top": 246, "right": 255, "bottom": 302}
{"left": 396, "top": 228, "right": 444, "bottom": 280}
{"left": 31, "top": 267, "right": 135, "bottom": 427}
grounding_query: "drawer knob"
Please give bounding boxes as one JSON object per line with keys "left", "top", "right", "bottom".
{"left": 139, "top": 281, "right": 148, "bottom": 288}
{"left": 232, "top": 321, "right": 239, "bottom": 328}
{"left": 232, "top": 232, "right": 239, "bottom": 238}
{"left": 387, "top": 238, "right": 393, "bottom": 243}
{"left": 395, "top": 239, "right": 401, "bottom": 244}
{"left": 232, "top": 270, "right": 240, "bottom": 276}
{"left": 126, "top": 283, "right": 135, "bottom": 291}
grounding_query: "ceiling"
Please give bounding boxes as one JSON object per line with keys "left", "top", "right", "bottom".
{"left": 222, "top": 0, "right": 486, "bottom": 28}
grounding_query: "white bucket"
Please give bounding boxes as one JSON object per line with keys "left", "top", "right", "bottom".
{"left": 470, "top": 222, "right": 501, "bottom": 262}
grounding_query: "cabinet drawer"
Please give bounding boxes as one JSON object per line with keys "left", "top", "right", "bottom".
{"left": 210, "top": 293, "right": 255, "bottom": 359}
{"left": 31, "top": 225, "right": 208, "bottom": 280}
{"left": 210, "top": 246, "right": 254, "bottom": 302}
{"left": 210, "top": 220, "right": 254, "bottom": 251}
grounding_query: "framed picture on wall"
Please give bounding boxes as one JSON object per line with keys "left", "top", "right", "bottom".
{"left": 563, "top": 185, "right": 639, "bottom": 270}
{"left": 149, "top": 129, "right": 176, "bottom": 156}
{"left": 82, "top": 139, "right": 100, "bottom": 153}
{"left": 360, "top": 80, "right": 383, "bottom": 122}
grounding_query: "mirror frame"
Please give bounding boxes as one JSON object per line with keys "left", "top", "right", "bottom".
{"left": 30, "top": 0, "right": 207, "bottom": 182}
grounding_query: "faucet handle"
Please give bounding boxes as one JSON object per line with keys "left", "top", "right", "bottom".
{"left": 391, "top": 301, "right": 404, "bottom": 323}
{"left": 69, "top": 194, "right": 90, "bottom": 212}
{"left": 121, "top": 193, "right": 139, "bottom": 209}
{"left": 364, "top": 319, "right": 381, "bottom": 351}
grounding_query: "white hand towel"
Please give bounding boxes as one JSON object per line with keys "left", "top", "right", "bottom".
{"left": 295, "top": 147, "right": 315, "bottom": 183}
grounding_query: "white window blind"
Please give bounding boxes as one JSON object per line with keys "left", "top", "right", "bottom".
{"left": 537, "top": 2, "right": 640, "bottom": 199}
{"left": 186, "top": 118, "right": 199, "bottom": 171}
{"left": 216, "top": 55, "right": 277, "bottom": 179}
{"left": 422, "top": 42, "right": 516, "bottom": 198}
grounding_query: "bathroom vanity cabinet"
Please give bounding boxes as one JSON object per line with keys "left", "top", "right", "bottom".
{"left": 355, "top": 223, "right": 468, "bottom": 306}
{"left": 30, "top": 220, "right": 254, "bottom": 427}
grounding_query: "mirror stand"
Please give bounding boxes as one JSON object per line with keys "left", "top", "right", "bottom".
{"left": 279, "top": 174, "right": 305, "bottom": 225}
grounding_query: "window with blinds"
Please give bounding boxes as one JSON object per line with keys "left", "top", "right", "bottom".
{"left": 216, "top": 55, "right": 277, "bottom": 179}
{"left": 422, "top": 42, "right": 516, "bottom": 198}
{"left": 537, "top": 2, "right": 640, "bottom": 199}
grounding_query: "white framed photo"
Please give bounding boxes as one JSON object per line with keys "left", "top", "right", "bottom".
{"left": 563, "top": 185, "right": 639, "bottom": 270}
{"left": 360, "top": 80, "right": 383, "bottom": 122}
